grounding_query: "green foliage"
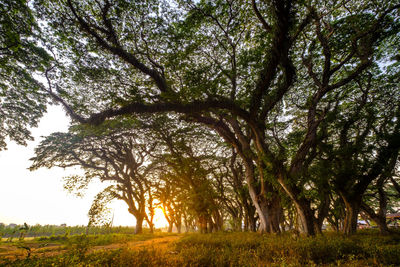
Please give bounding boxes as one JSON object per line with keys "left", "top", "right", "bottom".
{"left": 18, "top": 223, "right": 29, "bottom": 241}
{"left": 30, "top": 122, "right": 162, "bottom": 233}
{"left": 0, "top": 224, "right": 141, "bottom": 239}
{"left": 88, "top": 186, "right": 116, "bottom": 227}
{"left": 22, "top": 0, "right": 400, "bottom": 236}
{"left": 65, "top": 234, "right": 90, "bottom": 261}
{"left": 0, "top": 0, "right": 52, "bottom": 150}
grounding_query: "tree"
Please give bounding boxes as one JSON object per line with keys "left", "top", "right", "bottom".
{"left": 213, "top": 149, "right": 258, "bottom": 231}
{"left": 34, "top": 0, "right": 400, "bottom": 235}
{"left": 317, "top": 65, "right": 400, "bottom": 234}
{"left": 154, "top": 181, "right": 181, "bottom": 233}
{"left": 0, "top": 0, "right": 52, "bottom": 150}
{"left": 361, "top": 176, "right": 391, "bottom": 234}
{"left": 147, "top": 117, "right": 226, "bottom": 233}
{"left": 30, "top": 121, "right": 159, "bottom": 234}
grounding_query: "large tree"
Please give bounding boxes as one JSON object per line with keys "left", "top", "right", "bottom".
{"left": 34, "top": 0, "right": 400, "bottom": 235}
{"left": 30, "top": 121, "right": 159, "bottom": 234}
{"left": 0, "top": 0, "right": 52, "bottom": 149}
{"left": 326, "top": 85, "right": 399, "bottom": 234}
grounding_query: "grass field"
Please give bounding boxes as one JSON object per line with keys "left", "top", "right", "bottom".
{"left": 1, "top": 230, "right": 399, "bottom": 266}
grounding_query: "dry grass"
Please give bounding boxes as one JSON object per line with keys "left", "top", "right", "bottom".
{"left": 0, "top": 232, "right": 177, "bottom": 263}
{"left": 2, "top": 230, "right": 400, "bottom": 266}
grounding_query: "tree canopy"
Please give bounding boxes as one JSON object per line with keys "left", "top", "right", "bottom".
{"left": 9, "top": 0, "right": 400, "bottom": 235}
{"left": 0, "top": 0, "right": 52, "bottom": 150}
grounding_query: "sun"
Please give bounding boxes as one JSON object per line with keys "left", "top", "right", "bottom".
{"left": 153, "top": 207, "right": 169, "bottom": 228}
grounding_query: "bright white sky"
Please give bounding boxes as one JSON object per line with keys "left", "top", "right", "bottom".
{"left": 0, "top": 105, "right": 167, "bottom": 228}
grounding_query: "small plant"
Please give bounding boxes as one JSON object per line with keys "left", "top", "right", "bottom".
{"left": 66, "top": 234, "right": 91, "bottom": 261}
{"left": 18, "top": 223, "right": 29, "bottom": 241}
{"left": 6, "top": 228, "right": 17, "bottom": 243}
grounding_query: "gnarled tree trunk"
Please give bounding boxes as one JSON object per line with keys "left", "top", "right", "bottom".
{"left": 245, "top": 162, "right": 281, "bottom": 233}
{"left": 294, "top": 199, "right": 316, "bottom": 236}
{"left": 341, "top": 194, "right": 361, "bottom": 235}
{"left": 277, "top": 176, "right": 316, "bottom": 236}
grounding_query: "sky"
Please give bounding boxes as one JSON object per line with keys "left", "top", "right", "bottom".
{"left": 0, "top": 105, "right": 167, "bottom": 228}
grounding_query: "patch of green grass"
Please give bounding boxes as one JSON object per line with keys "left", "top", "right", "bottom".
{"left": 32, "top": 232, "right": 166, "bottom": 246}
{"left": 84, "top": 233, "right": 157, "bottom": 246}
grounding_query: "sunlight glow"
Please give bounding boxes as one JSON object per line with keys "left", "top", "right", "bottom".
{"left": 153, "top": 207, "right": 169, "bottom": 228}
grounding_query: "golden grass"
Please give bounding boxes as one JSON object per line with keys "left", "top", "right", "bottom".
{"left": 2, "top": 230, "right": 400, "bottom": 266}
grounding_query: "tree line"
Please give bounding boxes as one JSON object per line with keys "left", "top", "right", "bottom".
{"left": 0, "top": 223, "right": 137, "bottom": 239}
{"left": 1, "top": 0, "right": 400, "bottom": 236}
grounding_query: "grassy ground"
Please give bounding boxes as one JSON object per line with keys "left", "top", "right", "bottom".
{"left": 0, "top": 232, "right": 175, "bottom": 263}
{"left": 1, "top": 230, "right": 400, "bottom": 266}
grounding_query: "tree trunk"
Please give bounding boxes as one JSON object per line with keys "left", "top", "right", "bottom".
{"left": 341, "top": 195, "right": 361, "bottom": 235}
{"left": 248, "top": 215, "right": 257, "bottom": 232}
{"left": 245, "top": 166, "right": 281, "bottom": 233}
{"left": 374, "top": 216, "right": 390, "bottom": 235}
{"left": 277, "top": 176, "right": 316, "bottom": 236}
{"left": 329, "top": 221, "right": 339, "bottom": 232}
{"left": 265, "top": 195, "right": 282, "bottom": 233}
{"left": 208, "top": 217, "right": 214, "bottom": 233}
{"left": 135, "top": 215, "right": 144, "bottom": 234}
{"left": 176, "top": 222, "right": 182, "bottom": 233}
{"left": 212, "top": 210, "right": 223, "bottom": 231}
{"left": 198, "top": 215, "right": 207, "bottom": 233}
{"left": 313, "top": 221, "right": 322, "bottom": 235}
{"left": 247, "top": 178, "right": 268, "bottom": 232}
{"left": 145, "top": 215, "right": 154, "bottom": 234}
{"left": 360, "top": 176, "right": 390, "bottom": 235}
{"left": 361, "top": 201, "right": 390, "bottom": 235}
{"left": 314, "top": 192, "right": 330, "bottom": 234}
{"left": 244, "top": 202, "right": 257, "bottom": 232}
{"left": 175, "top": 216, "right": 182, "bottom": 233}
{"left": 183, "top": 214, "right": 190, "bottom": 233}
{"left": 232, "top": 215, "right": 242, "bottom": 231}
{"left": 167, "top": 222, "right": 173, "bottom": 233}
{"left": 294, "top": 200, "right": 316, "bottom": 236}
